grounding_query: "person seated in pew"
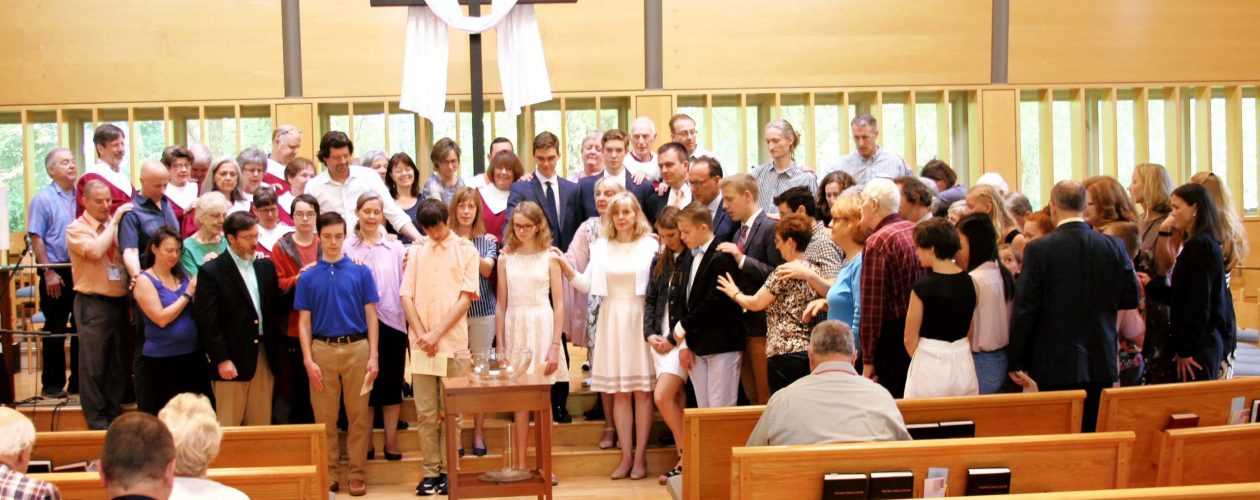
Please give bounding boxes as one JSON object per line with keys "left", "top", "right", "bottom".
{"left": 100, "top": 413, "right": 177, "bottom": 500}
{"left": 0, "top": 407, "right": 61, "bottom": 500}
{"left": 746, "top": 320, "right": 910, "bottom": 446}
{"left": 157, "top": 393, "right": 247, "bottom": 500}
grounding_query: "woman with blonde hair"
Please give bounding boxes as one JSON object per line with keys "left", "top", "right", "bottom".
{"left": 965, "top": 184, "right": 1025, "bottom": 249}
{"left": 497, "top": 201, "right": 567, "bottom": 485}
{"left": 450, "top": 187, "right": 497, "bottom": 456}
{"left": 159, "top": 393, "right": 248, "bottom": 499}
{"left": 803, "top": 192, "right": 869, "bottom": 366}
{"left": 553, "top": 192, "right": 659, "bottom": 480}
{"left": 1128, "top": 163, "right": 1176, "bottom": 384}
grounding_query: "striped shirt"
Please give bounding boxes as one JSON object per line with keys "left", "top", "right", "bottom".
{"left": 468, "top": 234, "right": 499, "bottom": 318}
{"left": 751, "top": 161, "right": 818, "bottom": 215}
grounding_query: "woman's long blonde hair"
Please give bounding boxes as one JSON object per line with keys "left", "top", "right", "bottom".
{"left": 600, "top": 192, "right": 653, "bottom": 241}
{"left": 1132, "top": 163, "right": 1173, "bottom": 216}
{"left": 504, "top": 201, "right": 552, "bottom": 252}
{"left": 1189, "top": 172, "right": 1248, "bottom": 271}
{"left": 968, "top": 184, "right": 1019, "bottom": 238}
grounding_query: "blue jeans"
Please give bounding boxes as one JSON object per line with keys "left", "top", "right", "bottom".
{"left": 972, "top": 349, "right": 1008, "bottom": 395}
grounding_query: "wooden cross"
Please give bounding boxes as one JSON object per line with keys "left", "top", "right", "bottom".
{"left": 371, "top": 0, "right": 576, "bottom": 175}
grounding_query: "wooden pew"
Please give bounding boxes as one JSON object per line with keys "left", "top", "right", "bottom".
{"left": 32, "top": 424, "right": 328, "bottom": 491}
{"left": 729, "top": 431, "right": 1134, "bottom": 499}
{"left": 30, "top": 465, "right": 321, "bottom": 500}
{"left": 1096, "top": 377, "right": 1260, "bottom": 486}
{"left": 978, "top": 481, "right": 1260, "bottom": 499}
{"left": 1155, "top": 423, "right": 1260, "bottom": 486}
{"left": 683, "top": 390, "right": 1085, "bottom": 500}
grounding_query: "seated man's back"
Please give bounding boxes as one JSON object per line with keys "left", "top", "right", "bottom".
{"left": 746, "top": 321, "right": 911, "bottom": 446}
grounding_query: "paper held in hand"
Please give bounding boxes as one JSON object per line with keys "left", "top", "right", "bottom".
{"left": 410, "top": 349, "right": 450, "bottom": 377}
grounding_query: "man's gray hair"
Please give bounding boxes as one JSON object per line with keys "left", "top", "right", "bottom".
{"left": 0, "top": 407, "right": 36, "bottom": 457}
{"left": 630, "top": 116, "right": 656, "bottom": 136}
{"left": 810, "top": 320, "right": 855, "bottom": 357}
{"left": 851, "top": 113, "right": 879, "bottom": 131}
{"left": 44, "top": 146, "right": 72, "bottom": 171}
{"left": 236, "top": 147, "right": 267, "bottom": 169}
{"left": 864, "top": 178, "right": 901, "bottom": 214}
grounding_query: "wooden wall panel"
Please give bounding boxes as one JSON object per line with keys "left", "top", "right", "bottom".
{"left": 1009, "top": 0, "right": 1260, "bottom": 84}
{"left": 980, "top": 89, "right": 1020, "bottom": 188}
{"left": 300, "top": 0, "right": 644, "bottom": 99}
{"left": 662, "top": 0, "right": 992, "bottom": 90}
{"left": 0, "top": 0, "right": 283, "bottom": 105}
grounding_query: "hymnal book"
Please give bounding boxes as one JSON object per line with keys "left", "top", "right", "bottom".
{"left": 822, "top": 472, "right": 868, "bottom": 498}
{"left": 923, "top": 467, "right": 949, "bottom": 498}
{"left": 1229, "top": 396, "right": 1250, "bottom": 425}
{"left": 965, "top": 467, "right": 1011, "bottom": 496}
{"left": 1251, "top": 399, "right": 1260, "bottom": 424}
{"left": 938, "top": 420, "right": 976, "bottom": 439}
{"left": 27, "top": 460, "right": 52, "bottom": 474}
{"left": 53, "top": 461, "right": 93, "bottom": 472}
{"left": 1166, "top": 413, "right": 1200, "bottom": 430}
{"left": 906, "top": 422, "right": 942, "bottom": 440}
{"left": 868, "top": 471, "right": 914, "bottom": 499}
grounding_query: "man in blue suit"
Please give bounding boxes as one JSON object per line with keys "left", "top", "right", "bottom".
{"left": 577, "top": 129, "right": 655, "bottom": 223}
{"left": 688, "top": 155, "right": 738, "bottom": 243}
{"left": 506, "top": 132, "right": 582, "bottom": 251}
{"left": 1009, "top": 180, "right": 1140, "bottom": 432}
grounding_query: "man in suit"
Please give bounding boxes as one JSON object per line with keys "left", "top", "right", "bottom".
{"left": 644, "top": 142, "right": 692, "bottom": 221}
{"left": 672, "top": 203, "right": 745, "bottom": 407}
{"left": 1009, "top": 180, "right": 1139, "bottom": 432}
{"left": 716, "top": 174, "right": 784, "bottom": 404}
{"left": 196, "top": 211, "right": 284, "bottom": 427}
{"left": 578, "top": 129, "right": 654, "bottom": 222}
{"left": 688, "top": 156, "right": 738, "bottom": 243}
{"left": 506, "top": 132, "right": 582, "bottom": 250}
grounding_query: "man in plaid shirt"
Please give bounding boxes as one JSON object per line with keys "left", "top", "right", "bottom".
{"left": 857, "top": 178, "right": 926, "bottom": 398}
{"left": 0, "top": 408, "right": 61, "bottom": 500}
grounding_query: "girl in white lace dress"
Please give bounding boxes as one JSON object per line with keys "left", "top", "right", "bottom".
{"left": 495, "top": 201, "right": 567, "bottom": 478}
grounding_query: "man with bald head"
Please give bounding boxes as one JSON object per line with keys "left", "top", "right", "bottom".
{"left": 189, "top": 143, "right": 212, "bottom": 185}
{"left": 120, "top": 161, "right": 180, "bottom": 280}
{"left": 624, "top": 116, "right": 660, "bottom": 181}
{"left": 266, "top": 125, "right": 302, "bottom": 194}
{"left": 1009, "top": 180, "right": 1139, "bottom": 432}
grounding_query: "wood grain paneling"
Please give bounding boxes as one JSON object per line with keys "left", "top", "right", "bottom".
{"left": 981, "top": 89, "right": 1020, "bottom": 187}
{"left": 1009, "top": 0, "right": 1260, "bottom": 84}
{"left": 0, "top": 0, "right": 283, "bottom": 105}
{"left": 662, "top": 0, "right": 991, "bottom": 90}
{"left": 300, "top": 0, "right": 644, "bottom": 98}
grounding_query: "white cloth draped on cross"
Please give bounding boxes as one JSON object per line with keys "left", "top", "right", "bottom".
{"left": 400, "top": 0, "right": 553, "bottom": 120}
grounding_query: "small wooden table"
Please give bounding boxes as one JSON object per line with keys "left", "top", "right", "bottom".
{"left": 442, "top": 374, "right": 553, "bottom": 499}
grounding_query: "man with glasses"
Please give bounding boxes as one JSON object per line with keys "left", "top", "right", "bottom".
{"left": 669, "top": 113, "right": 715, "bottom": 161}
{"left": 266, "top": 125, "right": 303, "bottom": 195}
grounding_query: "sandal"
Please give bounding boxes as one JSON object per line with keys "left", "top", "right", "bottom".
{"left": 597, "top": 427, "right": 616, "bottom": 449}
{"left": 659, "top": 464, "right": 682, "bottom": 485}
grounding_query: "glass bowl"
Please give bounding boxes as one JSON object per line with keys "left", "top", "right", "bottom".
{"left": 469, "top": 348, "right": 532, "bottom": 382}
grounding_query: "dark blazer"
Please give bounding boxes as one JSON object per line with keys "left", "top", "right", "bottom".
{"left": 1144, "top": 230, "right": 1230, "bottom": 380}
{"left": 195, "top": 251, "right": 285, "bottom": 381}
{"left": 711, "top": 203, "right": 739, "bottom": 244}
{"left": 577, "top": 170, "right": 655, "bottom": 223}
{"left": 1009, "top": 221, "right": 1140, "bottom": 386}
{"left": 506, "top": 175, "right": 582, "bottom": 251}
{"left": 734, "top": 211, "right": 785, "bottom": 339}
{"left": 644, "top": 251, "right": 687, "bottom": 341}
{"left": 673, "top": 239, "right": 746, "bottom": 356}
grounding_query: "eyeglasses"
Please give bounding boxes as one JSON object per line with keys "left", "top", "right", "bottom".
{"left": 293, "top": 211, "right": 317, "bottom": 219}
{"left": 513, "top": 223, "right": 537, "bottom": 231}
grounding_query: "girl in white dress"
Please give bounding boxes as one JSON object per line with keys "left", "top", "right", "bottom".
{"left": 495, "top": 201, "right": 567, "bottom": 479}
{"left": 554, "top": 192, "right": 658, "bottom": 480}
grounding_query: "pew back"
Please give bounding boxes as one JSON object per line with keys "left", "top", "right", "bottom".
{"left": 1096, "top": 377, "right": 1260, "bottom": 486}
{"left": 1155, "top": 423, "right": 1260, "bottom": 486}
{"left": 683, "top": 390, "right": 1085, "bottom": 500}
{"left": 32, "top": 424, "right": 328, "bottom": 491}
{"left": 985, "top": 481, "right": 1260, "bottom": 499}
{"left": 729, "top": 432, "right": 1134, "bottom": 499}
{"left": 30, "top": 465, "right": 321, "bottom": 500}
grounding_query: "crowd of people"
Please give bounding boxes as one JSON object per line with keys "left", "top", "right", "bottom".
{"left": 21, "top": 112, "right": 1248, "bottom": 494}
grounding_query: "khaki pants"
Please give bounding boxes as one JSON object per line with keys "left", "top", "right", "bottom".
{"left": 212, "top": 347, "right": 274, "bottom": 427}
{"left": 413, "top": 363, "right": 461, "bottom": 478}
{"left": 310, "top": 340, "right": 371, "bottom": 483}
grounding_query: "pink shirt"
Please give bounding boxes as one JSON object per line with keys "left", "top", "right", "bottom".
{"left": 346, "top": 232, "right": 408, "bottom": 333}
{"left": 400, "top": 233, "right": 480, "bottom": 355}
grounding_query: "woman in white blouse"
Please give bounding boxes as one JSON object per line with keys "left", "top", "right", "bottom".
{"left": 954, "top": 213, "right": 1015, "bottom": 394}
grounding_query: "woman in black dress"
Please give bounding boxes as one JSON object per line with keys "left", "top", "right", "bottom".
{"left": 1139, "top": 183, "right": 1230, "bottom": 382}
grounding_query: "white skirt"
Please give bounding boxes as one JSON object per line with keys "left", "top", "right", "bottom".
{"left": 904, "top": 337, "right": 979, "bottom": 399}
{"left": 652, "top": 345, "right": 687, "bottom": 380}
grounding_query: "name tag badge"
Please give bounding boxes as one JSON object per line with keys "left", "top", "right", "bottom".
{"left": 107, "top": 266, "right": 124, "bottom": 282}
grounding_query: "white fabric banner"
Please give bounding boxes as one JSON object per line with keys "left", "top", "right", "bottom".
{"left": 400, "top": 0, "right": 553, "bottom": 120}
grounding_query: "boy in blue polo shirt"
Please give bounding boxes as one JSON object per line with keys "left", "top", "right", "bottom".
{"left": 295, "top": 211, "right": 380, "bottom": 496}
